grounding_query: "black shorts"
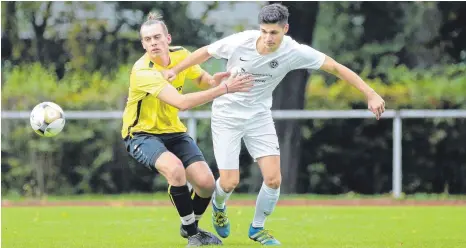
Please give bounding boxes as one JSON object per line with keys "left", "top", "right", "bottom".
{"left": 124, "top": 132, "right": 206, "bottom": 170}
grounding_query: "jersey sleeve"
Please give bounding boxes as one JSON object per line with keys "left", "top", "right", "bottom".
{"left": 289, "top": 44, "right": 326, "bottom": 71}
{"left": 185, "top": 64, "right": 203, "bottom": 80}
{"left": 133, "top": 69, "right": 168, "bottom": 96}
{"left": 207, "top": 30, "right": 255, "bottom": 59}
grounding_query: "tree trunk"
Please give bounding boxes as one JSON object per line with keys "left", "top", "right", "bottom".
{"left": 269, "top": 2, "right": 320, "bottom": 193}
{"left": 30, "top": 2, "right": 52, "bottom": 64}
{"left": 273, "top": 70, "right": 310, "bottom": 193}
{"left": 2, "top": 1, "right": 17, "bottom": 60}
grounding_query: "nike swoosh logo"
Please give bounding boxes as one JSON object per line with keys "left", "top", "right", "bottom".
{"left": 239, "top": 57, "right": 249, "bottom": 61}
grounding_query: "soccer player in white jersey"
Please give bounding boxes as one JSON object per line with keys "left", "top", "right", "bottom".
{"left": 164, "top": 3, "right": 385, "bottom": 245}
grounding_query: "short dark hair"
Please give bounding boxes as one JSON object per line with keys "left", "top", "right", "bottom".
{"left": 258, "top": 3, "right": 289, "bottom": 25}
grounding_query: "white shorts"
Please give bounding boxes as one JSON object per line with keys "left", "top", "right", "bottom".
{"left": 211, "top": 112, "right": 280, "bottom": 170}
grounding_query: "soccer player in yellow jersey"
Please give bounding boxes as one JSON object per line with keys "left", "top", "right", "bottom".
{"left": 121, "top": 13, "right": 252, "bottom": 247}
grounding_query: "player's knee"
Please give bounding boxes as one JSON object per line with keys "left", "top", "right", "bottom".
{"left": 196, "top": 175, "right": 215, "bottom": 197}
{"left": 264, "top": 175, "right": 281, "bottom": 189}
{"left": 166, "top": 163, "right": 186, "bottom": 186}
{"left": 220, "top": 177, "right": 239, "bottom": 193}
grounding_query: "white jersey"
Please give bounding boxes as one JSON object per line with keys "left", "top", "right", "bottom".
{"left": 207, "top": 30, "right": 326, "bottom": 120}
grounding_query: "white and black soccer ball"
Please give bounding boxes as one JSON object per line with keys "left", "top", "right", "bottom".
{"left": 30, "top": 102, "right": 66, "bottom": 137}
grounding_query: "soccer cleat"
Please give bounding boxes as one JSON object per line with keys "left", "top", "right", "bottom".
{"left": 180, "top": 224, "right": 204, "bottom": 239}
{"left": 180, "top": 224, "right": 222, "bottom": 245}
{"left": 186, "top": 231, "right": 223, "bottom": 247}
{"left": 248, "top": 224, "right": 281, "bottom": 246}
{"left": 212, "top": 202, "right": 231, "bottom": 238}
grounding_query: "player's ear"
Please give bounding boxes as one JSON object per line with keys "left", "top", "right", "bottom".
{"left": 283, "top": 24, "right": 289, "bottom": 34}
{"left": 167, "top": 34, "right": 172, "bottom": 45}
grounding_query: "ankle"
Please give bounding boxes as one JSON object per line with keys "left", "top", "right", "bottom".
{"left": 213, "top": 198, "right": 225, "bottom": 209}
{"left": 184, "top": 223, "right": 198, "bottom": 236}
{"left": 251, "top": 224, "right": 264, "bottom": 229}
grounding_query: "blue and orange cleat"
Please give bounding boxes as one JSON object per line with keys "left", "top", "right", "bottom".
{"left": 248, "top": 224, "right": 281, "bottom": 246}
{"left": 212, "top": 202, "right": 230, "bottom": 238}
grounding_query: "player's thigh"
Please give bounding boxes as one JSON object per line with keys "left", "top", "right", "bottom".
{"left": 166, "top": 132, "right": 207, "bottom": 169}
{"left": 211, "top": 123, "right": 243, "bottom": 170}
{"left": 243, "top": 117, "right": 280, "bottom": 161}
{"left": 154, "top": 151, "right": 187, "bottom": 186}
{"left": 125, "top": 133, "right": 168, "bottom": 170}
{"left": 125, "top": 134, "right": 185, "bottom": 185}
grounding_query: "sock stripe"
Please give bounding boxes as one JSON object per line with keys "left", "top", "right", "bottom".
{"left": 180, "top": 212, "right": 196, "bottom": 225}
{"left": 167, "top": 185, "right": 175, "bottom": 206}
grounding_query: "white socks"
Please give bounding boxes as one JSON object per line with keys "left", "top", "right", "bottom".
{"left": 212, "top": 178, "right": 232, "bottom": 209}
{"left": 212, "top": 179, "right": 280, "bottom": 228}
{"left": 252, "top": 182, "right": 280, "bottom": 228}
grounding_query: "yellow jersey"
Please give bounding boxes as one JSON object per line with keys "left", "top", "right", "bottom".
{"left": 121, "top": 47, "right": 203, "bottom": 139}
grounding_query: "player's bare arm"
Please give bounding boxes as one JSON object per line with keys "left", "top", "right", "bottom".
{"left": 194, "top": 70, "right": 237, "bottom": 89}
{"left": 157, "top": 73, "right": 253, "bottom": 111}
{"left": 319, "top": 55, "right": 386, "bottom": 120}
{"left": 164, "top": 47, "right": 212, "bottom": 81}
{"left": 193, "top": 70, "right": 215, "bottom": 88}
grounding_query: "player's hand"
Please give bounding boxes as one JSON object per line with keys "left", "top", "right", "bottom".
{"left": 222, "top": 74, "right": 253, "bottom": 93}
{"left": 210, "top": 71, "right": 231, "bottom": 87}
{"left": 367, "top": 93, "right": 385, "bottom": 120}
{"left": 162, "top": 69, "right": 177, "bottom": 82}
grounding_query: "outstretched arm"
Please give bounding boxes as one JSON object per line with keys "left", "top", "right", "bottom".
{"left": 157, "top": 83, "right": 226, "bottom": 111}
{"left": 157, "top": 73, "right": 252, "bottom": 111}
{"left": 193, "top": 70, "right": 235, "bottom": 89}
{"left": 193, "top": 71, "right": 215, "bottom": 88}
{"left": 135, "top": 69, "right": 252, "bottom": 111}
{"left": 165, "top": 46, "right": 212, "bottom": 81}
{"left": 290, "top": 44, "right": 385, "bottom": 119}
{"left": 319, "top": 56, "right": 385, "bottom": 119}
{"left": 165, "top": 31, "right": 253, "bottom": 82}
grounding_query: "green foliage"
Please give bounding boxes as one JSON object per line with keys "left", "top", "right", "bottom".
{"left": 299, "top": 63, "right": 466, "bottom": 194}
{"left": 2, "top": 62, "right": 465, "bottom": 196}
{"left": 1, "top": 63, "right": 136, "bottom": 196}
{"left": 306, "top": 63, "right": 466, "bottom": 109}
{"left": 3, "top": 1, "right": 465, "bottom": 196}
{"left": 314, "top": 2, "right": 463, "bottom": 80}
{"left": 2, "top": 62, "right": 131, "bottom": 110}
{"left": 0, "top": 60, "right": 226, "bottom": 196}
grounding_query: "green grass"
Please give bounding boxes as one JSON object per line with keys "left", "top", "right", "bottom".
{"left": 3, "top": 205, "right": 466, "bottom": 248}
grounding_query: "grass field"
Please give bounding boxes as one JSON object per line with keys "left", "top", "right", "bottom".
{"left": 2, "top": 194, "right": 466, "bottom": 248}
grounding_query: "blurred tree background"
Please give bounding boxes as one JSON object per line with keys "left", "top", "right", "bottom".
{"left": 2, "top": 1, "right": 466, "bottom": 197}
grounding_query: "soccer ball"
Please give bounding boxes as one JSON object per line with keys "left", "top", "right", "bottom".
{"left": 30, "top": 102, "right": 66, "bottom": 137}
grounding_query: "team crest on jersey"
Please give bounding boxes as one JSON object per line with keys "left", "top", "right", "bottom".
{"left": 269, "top": 59, "right": 279, "bottom": 69}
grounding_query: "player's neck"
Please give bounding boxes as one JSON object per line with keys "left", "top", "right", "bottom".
{"left": 151, "top": 53, "right": 171, "bottom": 67}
